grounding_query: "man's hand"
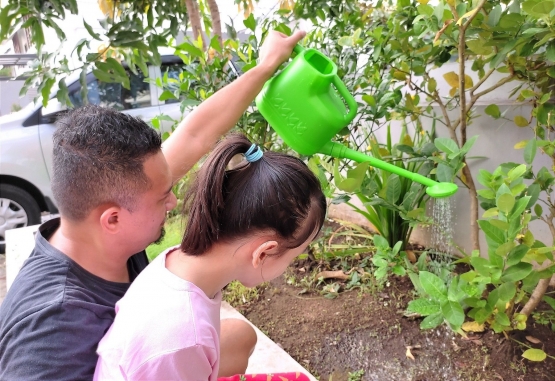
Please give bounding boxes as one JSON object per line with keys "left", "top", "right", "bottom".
{"left": 258, "top": 30, "right": 306, "bottom": 74}
{"left": 163, "top": 29, "right": 306, "bottom": 181}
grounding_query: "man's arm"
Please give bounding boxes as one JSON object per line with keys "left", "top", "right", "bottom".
{"left": 162, "top": 30, "right": 306, "bottom": 180}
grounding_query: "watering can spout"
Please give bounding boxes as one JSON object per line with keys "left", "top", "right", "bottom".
{"left": 320, "top": 142, "right": 458, "bottom": 198}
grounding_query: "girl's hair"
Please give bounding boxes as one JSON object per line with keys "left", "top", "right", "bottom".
{"left": 181, "top": 133, "right": 327, "bottom": 255}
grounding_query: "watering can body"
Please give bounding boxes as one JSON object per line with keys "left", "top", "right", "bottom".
{"left": 255, "top": 46, "right": 358, "bottom": 156}
{"left": 254, "top": 45, "right": 458, "bottom": 198}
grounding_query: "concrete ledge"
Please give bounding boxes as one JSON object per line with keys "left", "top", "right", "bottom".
{"left": 221, "top": 302, "right": 316, "bottom": 378}
{"left": 4, "top": 224, "right": 316, "bottom": 378}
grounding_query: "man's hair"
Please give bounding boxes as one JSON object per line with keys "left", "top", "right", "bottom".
{"left": 181, "top": 133, "right": 327, "bottom": 255}
{"left": 51, "top": 105, "right": 162, "bottom": 221}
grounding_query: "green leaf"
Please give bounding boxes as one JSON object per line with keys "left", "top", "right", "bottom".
{"left": 482, "top": 208, "right": 499, "bottom": 218}
{"left": 407, "top": 299, "right": 441, "bottom": 316}
{"left": 159, "top": 90, "right": 177, "bottom": 101}
{"left": 507, "top": 164, "right": 527, "bottom": 182}
{"left": 485, "top": 104, "right": 501, "bottom": 118}
{"left": 40, "top": 77, "right": 56, "bottom": 107}
{"left": 532, "top": 0, "right": 555, "bottom": 15}
{"left": 83, "top": 19, "right": 101, "bottom": 40}
{"left": 55, "top": 78, "right": 70, "bottom": 106}
{"left": 474, "top": 303, "right": 494, "bottom": 324}
{"left": 441, "top": 301, "right": 465, "bottom": 328}
{"left": 460, "top": 135, "right": 478, "bottom": 155}
{"left": 514, "top": 115, "right": 529, "bottom": 127}
{"left": 420, "top": 271, "right": 448, "bottom": 302}
{"left": 428, "top": 78, "right": 437, "bottom": 93}
{"left": 524, "top": 139, "right": 537, "bottom": 164}
{"left": 420, "top": 312, "right": 444, "bottom": 330}
{"left": 243, "top": 13, "right": 256, "bottom": 31}
{"left": 478, "top": 220, "right": 506, "bottom": 244}
{"left": 497, "top": 282, "right": 517, "bottom": 303}
{"left": 501, "top": 263, "right": 534, "bottom": 282}
{"left": 543, "top": 295, "right": 555, "bottom": 310}
{"left": 534, "top": 204, "right": 543, "bottom": 217}
{"left": 176, "top": 42, "right": 203, "bottom": 58}
{"left": 495, "top": 311, "right": 511, "bottom": 326}
{"left": 385, "top": 175, "right": 402, "bottom": 203}
{"left": 435, "top": 138, "right": 459, "bottom": 154}
{"left": 513, "top": 196, "right": 531, "bottom": 217}
{"left": 477, "top": 189, "right": 496, "bottom": 199}
{"left": 362, "top": 94, "right": 376, "bottom": 106}
{"left": 471, "top": 257, "right": 493, "bottom": 277}
{"left": 487, "top": 4, "right": 502, "bottom": 27}
{"left": 507, "top": 245, "right": 530, "bottom": 267}
{"left": 498, "top": 193, "right": 516, "bottom": 214}
{"left": 372, "top": 234, "right": 389, "bottom": 249}
{"left": 522, "top": 349, "right": 547, "bottom": 362}
{"left": 436, "top": 163, "right": 454, "bottom": 182}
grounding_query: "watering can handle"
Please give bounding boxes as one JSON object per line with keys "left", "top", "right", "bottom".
{"left": 293, "top": 44, "right": 305, "bottom": 55}
{"left": 332, "top": 75, "right": 358, "bottom": 123}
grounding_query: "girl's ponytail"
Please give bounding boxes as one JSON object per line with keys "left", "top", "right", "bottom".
{"left": 181, "top": 133, "right": 327, "bottom": 256}
{"left": 181, "top": 134, "right": 252, "bottom": 255}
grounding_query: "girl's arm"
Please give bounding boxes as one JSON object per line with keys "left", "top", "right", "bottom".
{"left": 162, "top": 31, "right": 305, "bottom": 181}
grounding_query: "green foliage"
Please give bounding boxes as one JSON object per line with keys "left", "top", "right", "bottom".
{"left": 408, "top": 157, "right": 555, "bottom": 335}
{"left": 371, "top": 235, "right": 406, "bottom": 282}
{"left": 322, "top": 124, "right": 437, "bottom": 249}
{"left": 1, "top": 0, "right": 188, "bottom": 106}
{"left": 145, "top": 217, "right": 183, "bottom": 261}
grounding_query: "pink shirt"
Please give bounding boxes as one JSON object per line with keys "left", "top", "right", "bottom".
{"left": 94, "top": 247, "right": 222, "bottom": 381}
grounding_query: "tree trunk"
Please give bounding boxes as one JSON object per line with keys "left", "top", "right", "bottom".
{"left": 457, "top": 6, "right": 482, "bottom": 253}
{"left": 206, "top": 0, "right": 222, "bottom": 46}
{"left": 521, "top": 278, "right": 550, "bottom": 318}
{"left": 184, "top": 0, "right": 206, "bottom": 48}
{"left": 462, "top": 163, "right": 480, "bottom": 251}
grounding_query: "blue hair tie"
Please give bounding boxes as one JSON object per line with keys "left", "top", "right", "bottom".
{"left": 245, "top": 144, "right": 263, "bottom": 163}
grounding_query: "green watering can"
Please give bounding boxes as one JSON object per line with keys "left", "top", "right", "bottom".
{"left": 255, "top": 45, "right": 458, "bottom": 198}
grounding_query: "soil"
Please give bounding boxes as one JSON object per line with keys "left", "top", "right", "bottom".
{"left": 237, "top": 269, "right": 555, "bottom": 381}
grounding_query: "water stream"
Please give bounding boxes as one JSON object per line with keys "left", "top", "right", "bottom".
{"left": 427, "top": 197, "right": 456, "bottom": 279}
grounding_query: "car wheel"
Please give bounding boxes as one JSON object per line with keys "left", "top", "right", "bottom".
{"left": 0, "top": 184, "right": 42, "bottom": 254}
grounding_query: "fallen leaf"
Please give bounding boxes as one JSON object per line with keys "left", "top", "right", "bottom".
{"left": 462, "top": 321, "right": 485, "bottom": 333}
{"left": 406, "top": 250, "right": 416, "bottom": 263}
{"left": 526, "top": 335, "right": 542, "bottom": 344}
{"left": 406, "top": 346, "right": 415, "bottom": 361}
{"left": 316, "top": 270, "right": 349, "bottom": 280}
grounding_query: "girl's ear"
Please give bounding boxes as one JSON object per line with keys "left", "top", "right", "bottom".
{"left": 251, "top": 240, "right": 279, "bottom": 268}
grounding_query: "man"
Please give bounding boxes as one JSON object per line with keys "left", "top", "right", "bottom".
{"left": 0, "top": 30, "right": 305, "bottom": 380}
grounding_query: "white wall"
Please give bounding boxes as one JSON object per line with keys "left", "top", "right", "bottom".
{"left": 355, "top": 61, "right": 553, "bottom": 254}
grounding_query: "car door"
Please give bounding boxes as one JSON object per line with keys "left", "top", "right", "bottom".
{"left": 38, "top": 65, "right": 159, "bottom": 181}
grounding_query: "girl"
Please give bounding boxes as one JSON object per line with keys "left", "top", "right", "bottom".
{"left": 94, "top": 133, "right": 327, "bottom": 380}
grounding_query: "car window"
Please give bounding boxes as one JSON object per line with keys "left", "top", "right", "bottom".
{"left": 68, "top": 69, "right": 151, "bottom": 110}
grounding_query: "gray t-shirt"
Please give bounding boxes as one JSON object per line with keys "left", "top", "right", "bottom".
{"left": 0, "top": 218, "right": 149, "bottom": 380}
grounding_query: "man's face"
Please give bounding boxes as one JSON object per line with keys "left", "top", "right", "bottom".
{"left": 121, "top": 151, "right": 177, "bottom": 253}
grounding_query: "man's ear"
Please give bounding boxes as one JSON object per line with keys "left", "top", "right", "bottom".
{"left": 99, "top": 206, "right": 123, "bottom": 234}
{"left": 251, "top": 240, "right": 279, "bottom": 268}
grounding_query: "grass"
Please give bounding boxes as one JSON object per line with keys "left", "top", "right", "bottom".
{"left": 223, "top": 281, "right": 267, "bottom": 308}
{"left": 146, "top": 217, "right": 183, "bottom": 261}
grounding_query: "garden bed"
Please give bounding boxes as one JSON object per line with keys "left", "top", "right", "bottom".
{"left": 237, "top": 271, "right": 555, "bottom": 381}
{"left": 224, "top": 215, "right": 555, "bottom": 381}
